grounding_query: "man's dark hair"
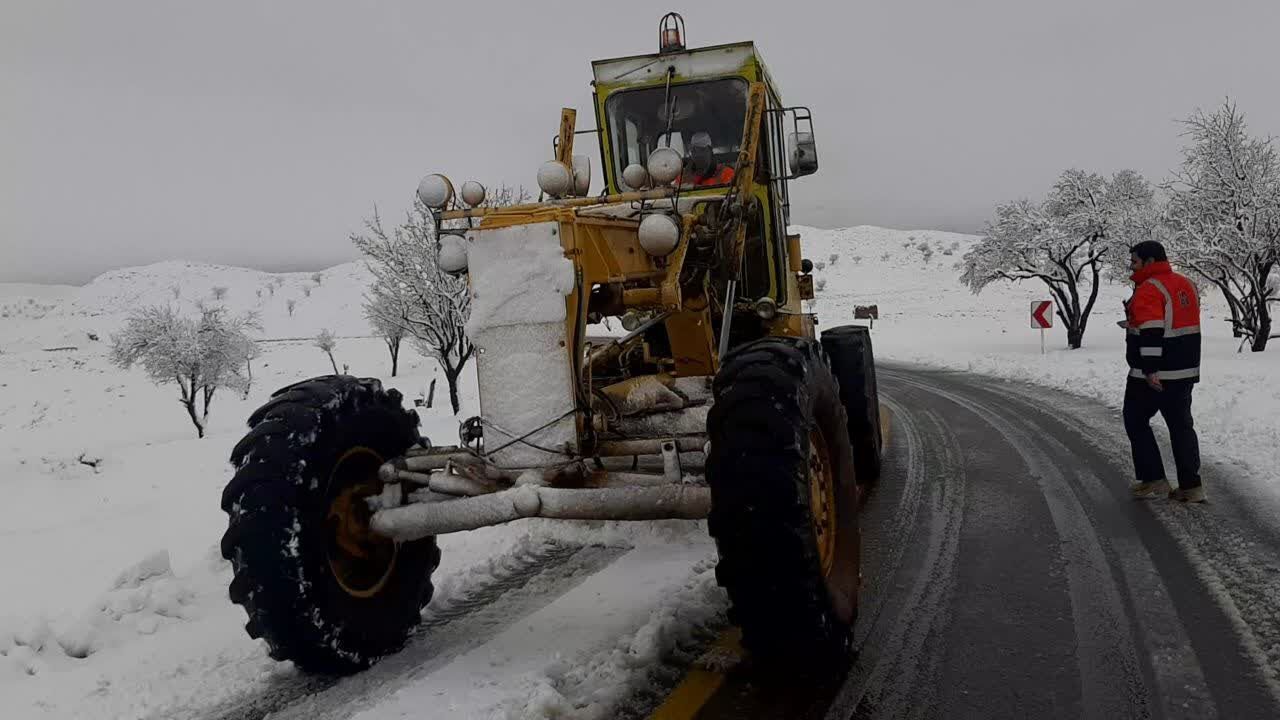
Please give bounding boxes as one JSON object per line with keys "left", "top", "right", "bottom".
{"left": 1130, "top": 240, "right": 1168, "bottom": 262}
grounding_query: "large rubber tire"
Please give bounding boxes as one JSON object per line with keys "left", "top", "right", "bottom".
{"left": 220, "top": 375, "right": 440, "bottom": 675}
{"left": 707, "top": 337, "right": 861, "bottom": 660}
{"left": 821, "top": 325, "right": 882, "bottom": 485}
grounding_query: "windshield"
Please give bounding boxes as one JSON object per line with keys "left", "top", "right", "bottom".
{"left": 606, "top": 78, "right": 748, "bottom": 190}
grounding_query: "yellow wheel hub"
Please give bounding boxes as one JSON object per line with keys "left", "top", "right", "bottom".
{"left": 326, "top": 447, "right": 399, "bottom": 598}
{"left": 807, "top": 427, "right": 838, "bottom": 578}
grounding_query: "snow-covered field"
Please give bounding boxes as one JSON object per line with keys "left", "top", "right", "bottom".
{"left": 0, "top": 260, "right": 722, "bottom": 718}
{"left": 1, "top": 225, "right": 1276, "bottom": 718}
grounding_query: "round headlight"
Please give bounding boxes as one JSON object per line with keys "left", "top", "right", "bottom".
{"left": 537, "top": 161, "right": 574, "bottom": 197}
{"left": 417, "top": 174, "right": 454, "bottom": 209}
{"left": 638, "top": 214, "right": 680, "bottom": 257}
{"left": 572, "top": 155, "right": 591, "bottom": 196}
{"left": 622, "top": 163, "right": 649, "bottom": 190}
{"left": 647, "top": 147, "right": 683, "bottom": 185}
{"left": 460, "top": 181, "right": 486, "bottom": 207}
{"left": 620, "top": 312, "right": 642, "bottom": 331}
{"left": 754, "top": 297, "right": 778, "bottom": 320}
{"left": 438, "top": 235, "right": 468, "bottom": 274}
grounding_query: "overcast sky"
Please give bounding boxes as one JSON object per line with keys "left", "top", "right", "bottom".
{"left": 4, "top": 1, "right": 1279, "bottom": 284}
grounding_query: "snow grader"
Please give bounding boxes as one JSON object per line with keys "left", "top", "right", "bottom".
{"left": 220, "top": 13, "right": 883, "bottom": 674}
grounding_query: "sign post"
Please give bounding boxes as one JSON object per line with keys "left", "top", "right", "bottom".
{"left": 1030, "top": 300, "right": 1053, "bottom": 354}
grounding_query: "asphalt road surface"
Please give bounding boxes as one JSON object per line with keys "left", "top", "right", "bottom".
{"left": 692, "top": 364, "right": 1280, "bottom": 720}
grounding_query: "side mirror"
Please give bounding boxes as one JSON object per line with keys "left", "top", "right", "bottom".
{"left": 766, "top": 106, "right": 819, "bottom": 181}
{"left": 789, "top": 132, "right": 818, "bottom": 177}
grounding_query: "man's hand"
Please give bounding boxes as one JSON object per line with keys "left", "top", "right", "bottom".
{"left": 1145, "top": 373, "right": 1163, "bottom": 392}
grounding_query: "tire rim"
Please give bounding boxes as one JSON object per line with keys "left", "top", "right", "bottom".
{"left": 808, "top": 427, "right": 838, "bottom": 578}
{"left": 326, "top": 446, "right": 399, "bottom": 598}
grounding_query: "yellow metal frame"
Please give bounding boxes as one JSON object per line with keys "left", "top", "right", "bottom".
{"left": 442, "top": 40, "right": 818, "bottom": 450}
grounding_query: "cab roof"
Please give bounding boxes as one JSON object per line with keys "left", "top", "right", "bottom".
{"left": 591, "top": 41, "right": 780, "bottom": 103}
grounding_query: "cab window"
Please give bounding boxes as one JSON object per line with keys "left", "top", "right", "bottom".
{"left": 605, "top": 78, "right": 748, "bottom": 189}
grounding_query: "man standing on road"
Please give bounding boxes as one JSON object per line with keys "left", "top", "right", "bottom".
{"left": 1123, "top": 240, "right": 1205, "bottom": 503}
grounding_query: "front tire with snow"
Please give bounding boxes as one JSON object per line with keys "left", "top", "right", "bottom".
{"left": 707, "top": 337, "right": 861, "bottom": 661}
{"left": 220, "top": 375, "right": 440, "bottom": 675}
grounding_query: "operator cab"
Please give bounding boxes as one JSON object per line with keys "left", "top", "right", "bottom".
{"left": 590, "top": 15, "right": 820, "bottom": 308}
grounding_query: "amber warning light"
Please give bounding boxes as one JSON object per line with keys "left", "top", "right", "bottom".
{"left": 659, "top": 12, "right": 686, "bottom": 53}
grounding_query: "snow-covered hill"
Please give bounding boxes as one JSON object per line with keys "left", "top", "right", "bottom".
{"left": 0, "top": 260, "right": 372, "bottom": 353}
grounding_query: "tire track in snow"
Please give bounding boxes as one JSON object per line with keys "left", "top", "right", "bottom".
{"left": 822, "top": 400, "right": 965, "bottom": 720}
{"left": 882, "top": 369, "right": 1150, "bottom": 719}
{"left": 968, "top": 374, "right": 1280, "bottom": 712}
{"left": 177, "top": 539, "right": 627, "bottom": 720}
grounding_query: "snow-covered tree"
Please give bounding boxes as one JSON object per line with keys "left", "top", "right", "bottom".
{"left": 1164, "top": 101, "right": 1280, "bottom": 351}
{"left": 353, "top": 187, "right": 530, "bottom": 413}
{"left": 286, "top": 299, "right": 296, "bottom": 317}
{"left": 311, "top": 272, "right": 323, "bottom": 285}
{"left": 314, "top": 329, "right": 339, "bottom": 374}
{"left": 212, "top": 286, "right": 228, "bottom": 301}
{"left": 962, "top": 169, "right": 1156, "bottom": 348}
{"left": 109, "top": 306, "right": 259, "bottom": 438}
{"left": 365, "top": 288, "right": 408, "bottom": 377}
{"left": 353, "top": 204, "right": 471, "bottom": 413}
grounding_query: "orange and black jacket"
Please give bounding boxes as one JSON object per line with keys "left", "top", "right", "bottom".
{"left": 1126, "top": 261, "right": 1201, "bottom": 383}
{"left": 678, "top": 164, "right": 735, "bottom": 187}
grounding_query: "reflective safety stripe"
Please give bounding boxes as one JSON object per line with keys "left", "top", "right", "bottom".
{"left": 1129, "top": 367, "right": 1200, "bottom": 380}
{"left": 1147, "top": 278, "right": 1175, "bottom": 332}
{"left": 1137, "top": 319, "right": 1164, "bottom": 330}
{"left": 1166, "top": 325, "right": 1201, "bottom": 337}
{"left": 1140, "top": 346, "right": 1163, "bottom": 356}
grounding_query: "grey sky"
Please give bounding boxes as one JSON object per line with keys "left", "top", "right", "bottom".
{"left": 4, "top": 1, "right": 1279, "bottom": 284}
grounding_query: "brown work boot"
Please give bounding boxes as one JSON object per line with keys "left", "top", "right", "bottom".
{"left": 1169, "top": 485, "right": 1207, "bottom": 503}
{"left": 1131, "top": 479, "right": 1170, "bottom": 499}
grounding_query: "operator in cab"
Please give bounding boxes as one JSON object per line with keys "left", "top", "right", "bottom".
{"left": 678, "top": 131, "right": 735, "bottom": 187}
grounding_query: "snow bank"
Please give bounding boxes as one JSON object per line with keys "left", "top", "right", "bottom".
{"left": 497, "top": 557, "right": 722, "bottom": 720}
{"left": 0, "top": 549, "right": 206, "bottom": 682}
{"left": 352, "top": 534, "right": 720, "bottom": 720}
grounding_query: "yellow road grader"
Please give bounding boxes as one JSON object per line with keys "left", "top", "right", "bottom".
{"left": 220, "top": 13, "right": 882, "bottom": 674}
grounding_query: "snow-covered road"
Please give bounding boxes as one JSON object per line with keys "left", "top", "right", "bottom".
{"left": 674, "top": 366, "right": 1280, "bottom": 720}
